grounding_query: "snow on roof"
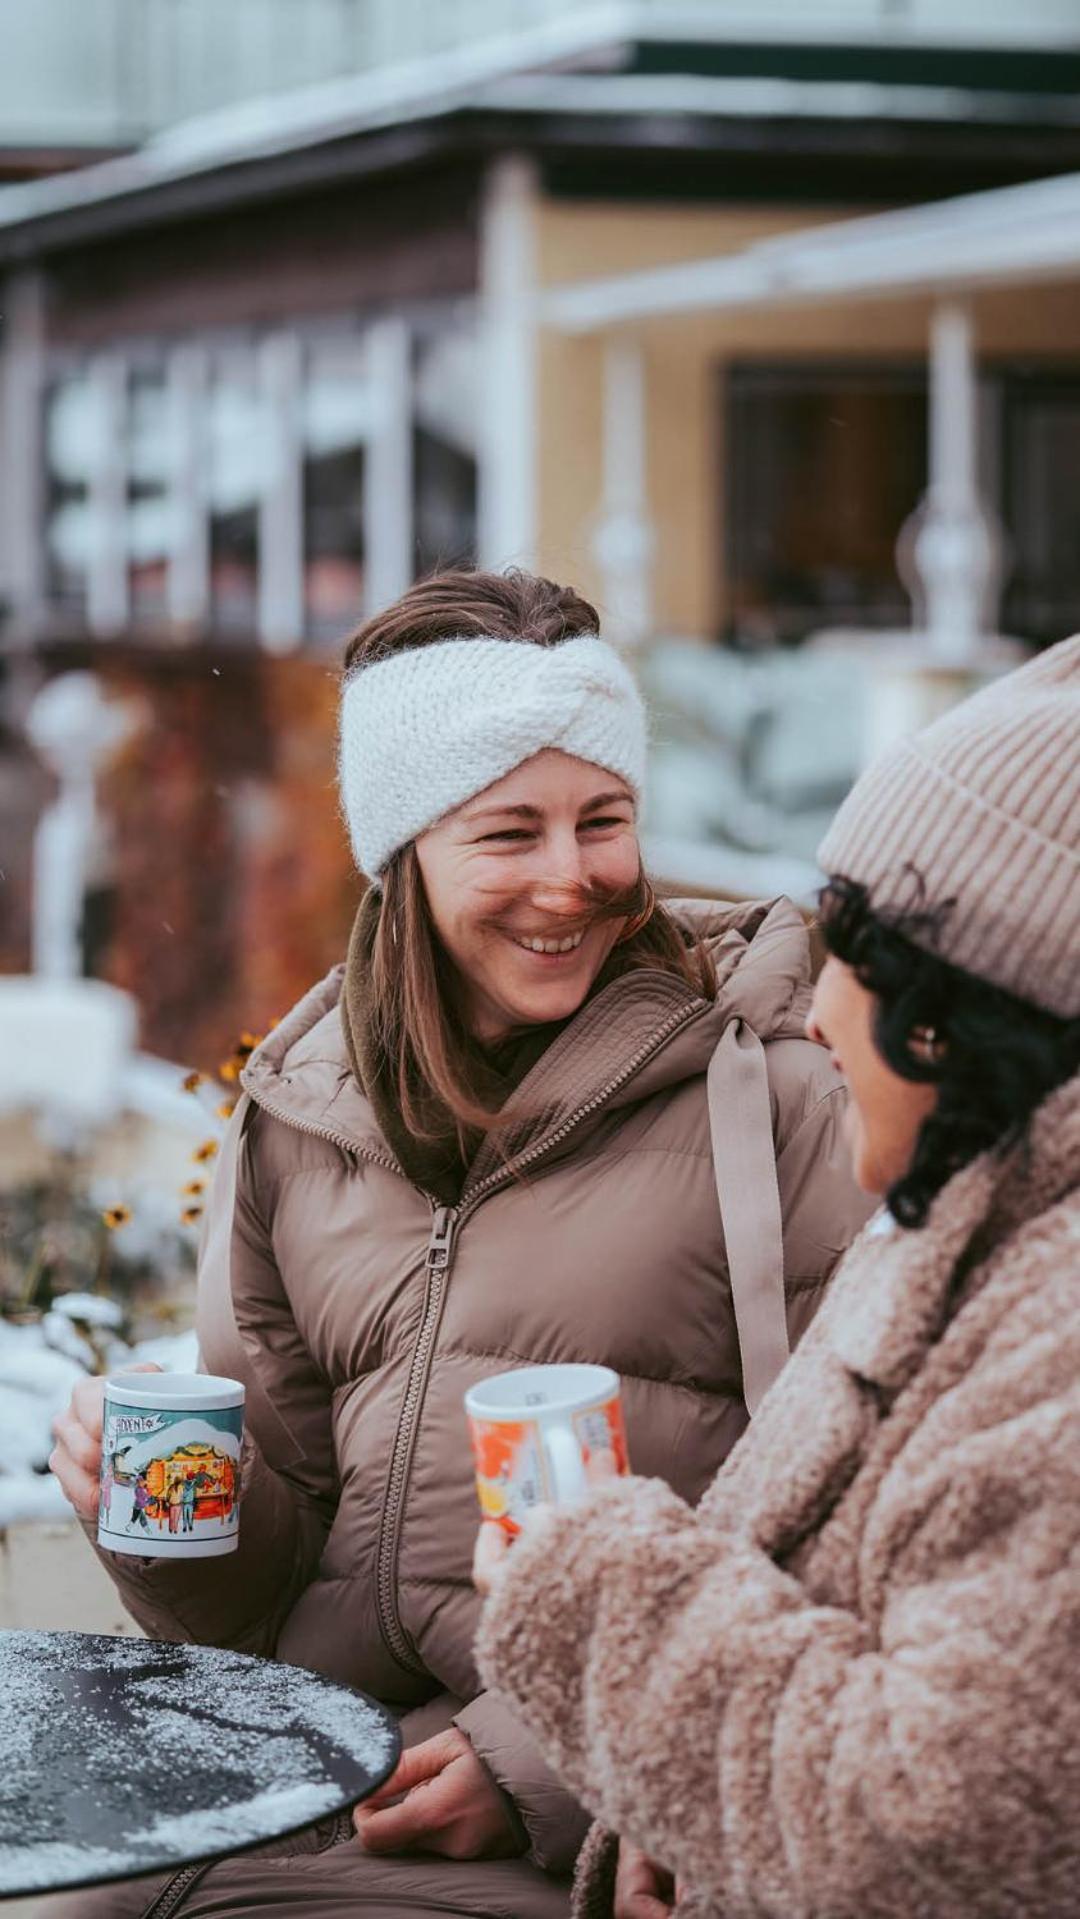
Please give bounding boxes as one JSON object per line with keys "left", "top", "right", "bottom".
{"left": 0, "top": 11, "right": 630, "bottom": 239}
{"left": 2, "top": 7, "right": 1078, "bottom": 247}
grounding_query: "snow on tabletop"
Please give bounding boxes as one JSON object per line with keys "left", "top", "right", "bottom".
{"left": 0, "top": 1631, "right": 397, "bottom": 1895}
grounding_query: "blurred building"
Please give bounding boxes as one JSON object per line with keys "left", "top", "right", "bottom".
{"left": 2, "top": 0, "right": 1080, "bottom": 1064}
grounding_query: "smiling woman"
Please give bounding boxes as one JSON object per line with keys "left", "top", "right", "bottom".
{"left": 371, "top": 753, "right": 702, "bottom": 1155}
{"left": 50, "top": 567, "right": 870, "bottom": 1919}
{"left": 339, "top": 572, "right": 714, "bottom": 1177}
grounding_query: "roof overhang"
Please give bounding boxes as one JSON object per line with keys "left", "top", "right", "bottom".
{"left": 0, "top": 11, "right": 628, "bottom": 257}
{"left": 542, "top": 166, "right": 1080, "bottom": 329}
{"left": 2, "top": 3, "right": 1080, "bottom": 263}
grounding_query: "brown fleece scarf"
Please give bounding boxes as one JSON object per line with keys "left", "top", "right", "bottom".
{"left": 340, "top": 890, "right": 569, "bottom": 1205}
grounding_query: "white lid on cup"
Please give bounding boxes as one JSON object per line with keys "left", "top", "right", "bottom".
{"left": 104, "top": 1372, "right": 244, "bottom": 1412}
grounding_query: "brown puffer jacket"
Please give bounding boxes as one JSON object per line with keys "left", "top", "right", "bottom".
{"left": 89, "top": 897, "right": 871, "bottom": 1877}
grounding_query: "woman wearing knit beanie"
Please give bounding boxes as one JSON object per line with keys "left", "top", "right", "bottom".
{"left": 475, "top": 635, "right": 1080, "bottom": 1919}
{"left": 48, "top": 568, "right": 869, "bottom": 1919}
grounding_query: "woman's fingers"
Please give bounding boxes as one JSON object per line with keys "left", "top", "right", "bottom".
{"left": 584, "top": 1443, "right": 621, "bottom": 1488}
{"left": 70, "top": 1374, "right": 108, "bottom": 1443}
{"left": 49, "top": 1363, "right": 162, "bottom": 1519}
{"left": 472, "top": 1520, "right": 510, "bottom": 1595}
{"left": 356, "top": 1732, "right": 454, "bottom": 1812}
{"left": 48, "top": 1443, "right": 99, "bottom": 1520}
{"left": 50, "top": 1404, "right": 101, "bottom": 1476}
{"left": 353, "top": 1730, "right": 458, "bottom": 1853}
{"left": 614, "top": 1843, "right": 677, "bottom": 1918}
{"left": 50, "top": 1386, "right": 105, "bottom": 1518}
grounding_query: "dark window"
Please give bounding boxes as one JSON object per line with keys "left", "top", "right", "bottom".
{"left": 1001, "top": 372, "right": 1080, "bottom": 646}
{"left": 724, "top": 360, "right": 1080, "bottom": 652}
{"left": 208, "top": 362, "right": 260, "bottom": 638}
{"left": 302, "top": 352, "right": 368, "bottom": 645}
{"left": 412, "top": 328, "right": 478, "bottom": 578}
{"left": 413, "top": 428, "right": 477, "bottom": 577}
{"left": 725, "top": 364, "right": 928, "bottom": 647}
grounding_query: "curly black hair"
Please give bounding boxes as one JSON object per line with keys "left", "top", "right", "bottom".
{"left": 817, "top": 876, "right": 1080, "bottom": 1230}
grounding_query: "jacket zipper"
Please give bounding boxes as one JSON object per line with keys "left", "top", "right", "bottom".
{"left": 373, "top": 1202, "right": 460, "bottom": 1673}
{"left": 234, "top": 1088, "right": 403, "bottom": 1183}
{"left": 241, "top": 992, "right": 708, "bottom": 1678}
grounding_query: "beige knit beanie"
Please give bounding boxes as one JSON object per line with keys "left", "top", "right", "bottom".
{"left": 817, "top": 634, "right": 1080, "bottom": 1018}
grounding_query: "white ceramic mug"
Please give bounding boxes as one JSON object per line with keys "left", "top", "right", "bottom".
{"left": 465, "top": 1362, "right": 628, "bottom": 1537}
{"left": 98, "top": 1372, "right": 245, "bottom": 1559}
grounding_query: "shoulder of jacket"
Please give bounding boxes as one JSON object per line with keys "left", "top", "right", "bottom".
{"left": 234, "top": 1097, "right": 356, "bottom": 1224}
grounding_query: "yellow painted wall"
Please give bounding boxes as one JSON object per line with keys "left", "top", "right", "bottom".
{"left": 535, "top": 197, "right": 1080, "bottom": 638}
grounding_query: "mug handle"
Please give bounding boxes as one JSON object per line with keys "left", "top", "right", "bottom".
{"left": 542, "top": 1420, "right": 588, "bottom": 1507}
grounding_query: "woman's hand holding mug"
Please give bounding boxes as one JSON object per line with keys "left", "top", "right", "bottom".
{"left": 472, "top": 1504, "right": 554, "bottom": 1596}
{"left": 50, "top": 1363, "right": 163, "bottom": 1519}
{"left": 53, "top": 1364, "right": 245, "bottom": 1559}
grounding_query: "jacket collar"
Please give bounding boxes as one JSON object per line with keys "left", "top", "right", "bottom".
{"left": 240, "top": 896, "right": 816, "bottom": 1183}
{"left": 830, "top": 1071, "right": 1080, "bottom": 1396}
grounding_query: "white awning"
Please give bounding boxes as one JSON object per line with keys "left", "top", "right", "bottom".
{"left": 544, "top": 168, "right": 1080, "bottom": 331}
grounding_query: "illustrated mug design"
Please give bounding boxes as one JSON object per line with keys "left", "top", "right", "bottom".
{"left": 98, "top": 1372, "right": 245, "bottom": 1559}
{"left": 465, "top": 1363, "right": 629, "bottom": 1537}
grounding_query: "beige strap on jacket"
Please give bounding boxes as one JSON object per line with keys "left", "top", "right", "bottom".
{"left": 707, "top": 1019, "right": 790, "bottom": 1417}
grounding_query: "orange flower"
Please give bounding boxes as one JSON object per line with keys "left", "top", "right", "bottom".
{"left": 215, "top": 1100, "right": 236, "bottom": 1121}
{"left": 101, "top": 1205, "right": 133, "bottom": 1230}
{"left": 218, "top": 1058, "right": 241, "bottom": 1083}
{"left": 192, "top": 1140, "right": 219, "bottom": 1163}
{"left": 181, "top": 1205, "right": 204, "bottom": 1226}
{"left": 181, "top": 1070, "right": 205, "bottom": 1093}
{"left": 236, "top": 1032, "right": 262, "bottom": 1058}
{"left": 182, "top": 1179, "right": 206, "bottom": 1197}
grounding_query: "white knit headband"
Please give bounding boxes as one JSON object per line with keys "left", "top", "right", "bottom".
{"left": 338, "top": 634, "right": 647, "bottom": 879}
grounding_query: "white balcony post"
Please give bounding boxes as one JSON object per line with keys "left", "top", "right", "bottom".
{"left": 85, "top": 355, "right": 129, "bottom": 636}
{"left": 257, "top": 331, "right": 305, "bottom": 652}
{"left": 932, "top": 301, "right": 977, "bottom": 506}
{"left": 26, "top": 673, "right": 133, "bottom": 980}
{"left": 592, "top": 337, "right": 655, "bottom": 655}
{"left": 478, "top": 155, "right": 539, "bottom": 570}
{"left": 363, "top": 317, "right": 414, "bottom": 616}
{"left": 166, "top": 342, "right": 210, "bottom": 631}
{"left": 0, "top": 269, "right": 47, "bottom": 634}
{"left": 906, "top": 300, "right": 1002, "bottom": 663}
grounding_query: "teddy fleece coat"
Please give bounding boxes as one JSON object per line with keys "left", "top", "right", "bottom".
{"left": 81, "top": 898, "right": 870, "bottom": 1913}
{"left": 478, "top": 1072, "right": 1080, "bottom": 1919}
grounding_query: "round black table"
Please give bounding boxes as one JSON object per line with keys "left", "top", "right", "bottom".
{"left": 0, "top": 1630, "right": 401, "bottom": 1899}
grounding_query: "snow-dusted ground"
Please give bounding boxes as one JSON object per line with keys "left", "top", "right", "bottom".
{"left": 0, "top": 1321, "right": 199, "bottom": 1528}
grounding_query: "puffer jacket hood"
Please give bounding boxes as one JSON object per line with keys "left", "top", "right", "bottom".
{"left": 242, "top": 897, "right": 815, "bottom": 1176}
